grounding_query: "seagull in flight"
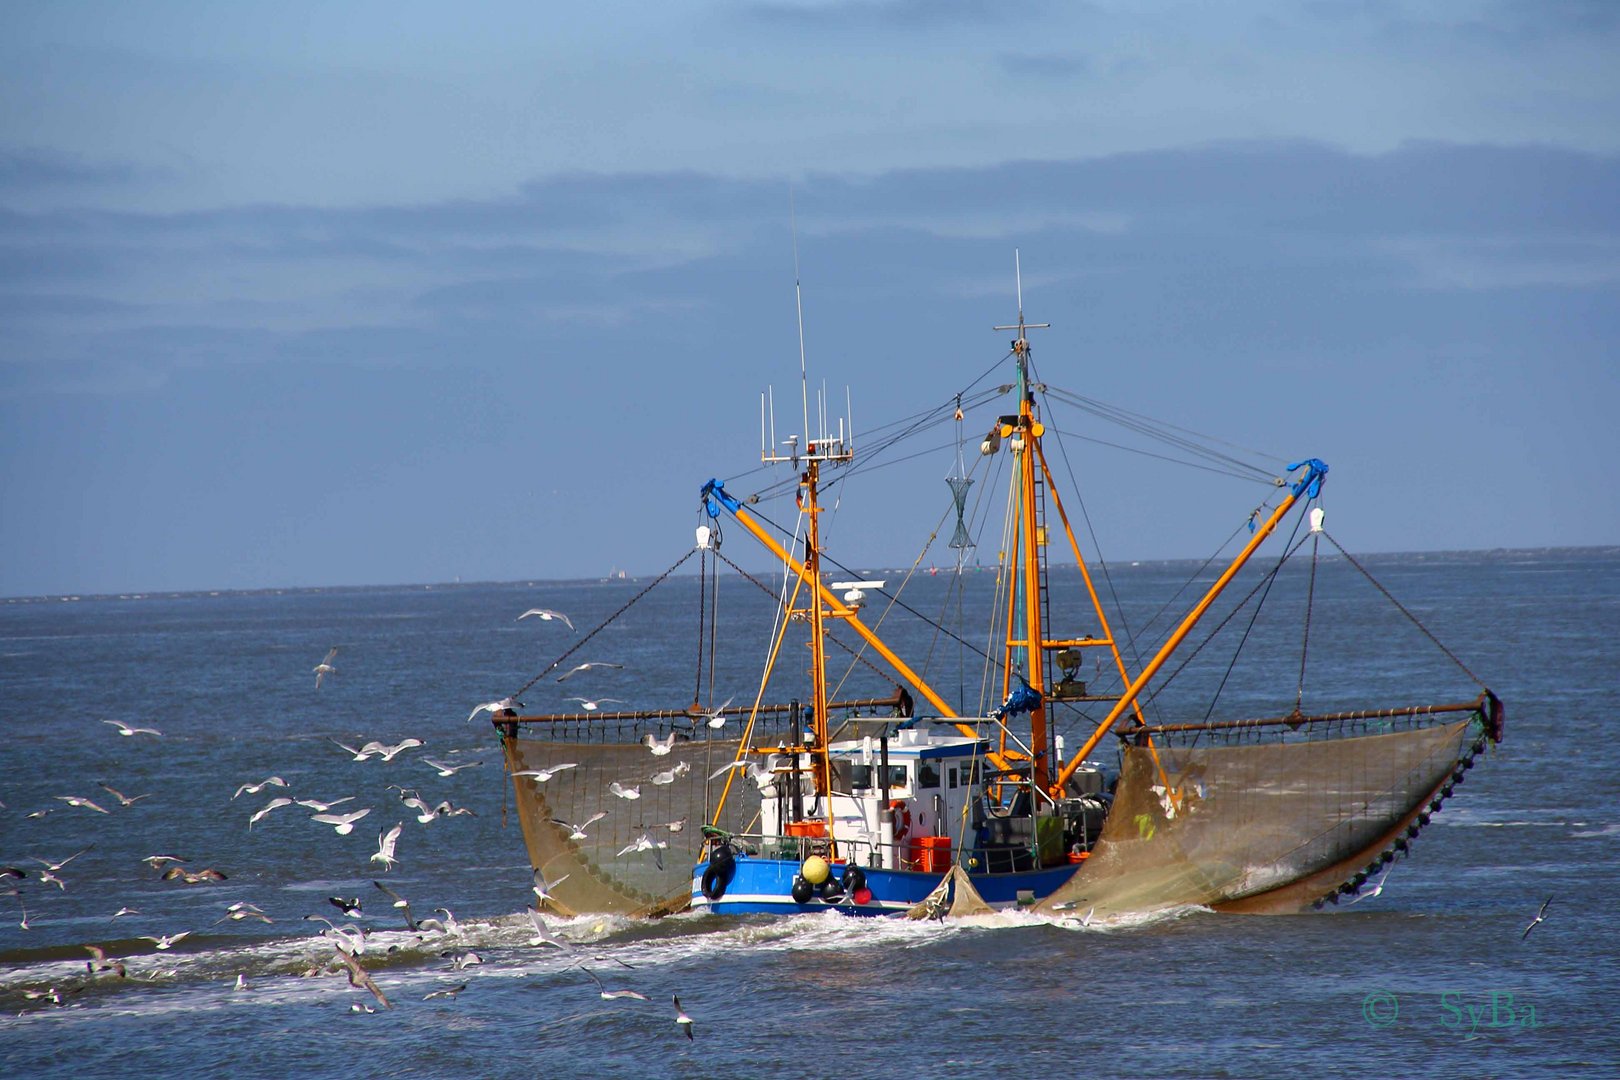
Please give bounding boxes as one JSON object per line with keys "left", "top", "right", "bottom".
{"left": 312, "top": 807, "right": 372, "bottom": 835}
{"left": 332, "top": 946, "right": 392, "bottom": 1009}
{"left": 140, "top": 854, "right": 185, "bottom": 869}
{"left": 423, "top": 982, "right": 469, "bottom": 1002}
{"left": 556, "top": 661, "right": 624, "bottom": 682}
{"left": 358, "top": 738, "right": 424, "bottom": 762}
{"left": 648, "top": 762, "right": 691, "bottom": 786}
{"left": 532, "top": 869, "right": 571, "bottom": 905}
{"left": 329, "top": 896, "right": 364, "bottom": 918}
{"left": 140, "top": 931, "right": 192, "bottom": 951}
{"left": 162, "top": 866, "right": 228, "bottom": 883}
{"left": 672, "top": 994, "right": 695, "bottom": 1039}
{"left": 515, "top": 763, "right": 577, "bottom": 783}
{"left": 295, "top": 796, "right": 356, "bottom": 813}
{"left": 98, "top": 782, "right": 150, "bottom": 808}
{"left": 468, "top": 697, "right": 524, "bottom": 724}
{"left": 314, "top": 647, "right": 339, "bottom": 689}
{"left": 578, "top": 965, "right": 647, "bottom": 1001}
{"left": 552, "top": 811, "right": 607, "bottom": 840}
{"left": 696, "top": 697, "right": 736, "bottom": 729}
{"left": 642, "top": 817, "right": 688, "bottom": 834}
{"left": 518, "top": 607, "right": 574, "bottom": 630}
{"left": 422, "top": 757, "right": 482, "bottom": 777}
{"left": 525, "top": 908, "right": 572, "bottom": 950}
{"left": 608, "top": 782, "right": 642, "bottom": 801}
{"left": 216, "top": 902, "right": 273, "bottom": 924}
{"left": 103, "top": 720, "right": 162, "bottom": 737}
{"left": 616, "top": 833, "right": 668, "bottom": 870}
{"left": 32, "top": 846, "right": 93, "bottom": 873}
{"left": 708, "top": 759, "right": 770, "bottom": 782}
{"left": 371, "top": 822, "right": 403, "bottom": 870}
{"left": 249, "top": 796, "right": 296, "bottom": 828}
{"left": 569, "top": 697, "right": 624, "bottom": 713}
{"left": 1523, "top": 895, "right": 1553, "bottom": 940}
{"left": 110, "top": 906, "right": 142, "bottom": 920}
{"left": 233, "top": 776, "right": 288, "bottom": 799}
{"left": 56, "top": 794, "right": 111, "bottom": 814}
{"left": 642, "top": 731, "right": 682, "bottom": 756}
{"left": 1345, "top": 864, "right": 1393, "bottom": 905}
{"left": 372, "top": 880, "right": 419, "bottom": 931}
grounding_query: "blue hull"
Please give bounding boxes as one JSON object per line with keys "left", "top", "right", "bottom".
{"left": 691, "top": 854, "right": 1078, "bottom": 916}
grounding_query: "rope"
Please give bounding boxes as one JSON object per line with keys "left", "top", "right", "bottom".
{"left": 1201, "top": 509, "right": 1308, "bottom": 722}
{"left": 1296, "top": 531, "right": 1319, "bottom": 712}
{"left": 509, "top": 547, "right": 699, "bottom": 699}
{"left": 694, "top": 545, "right": 707, "bottom": 705}
{"left": 1320, "top": 531, "right": 1488, "bottom": 688}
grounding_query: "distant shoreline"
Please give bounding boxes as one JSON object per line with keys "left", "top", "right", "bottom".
{"left": 5, "top": 545, "right": 1616, "bottom": 606}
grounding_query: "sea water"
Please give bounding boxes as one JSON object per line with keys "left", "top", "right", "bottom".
{"left": 2, "top": 548, "right": 1617, "bottom": 1078}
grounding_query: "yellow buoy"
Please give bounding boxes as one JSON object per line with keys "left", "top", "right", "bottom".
{"left": 801, "top": 855, "right": 830, "bottom": 885}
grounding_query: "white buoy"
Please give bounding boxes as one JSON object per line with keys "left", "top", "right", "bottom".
{"left": 1309, "top": 507, "right": 1325, "bottom": 533}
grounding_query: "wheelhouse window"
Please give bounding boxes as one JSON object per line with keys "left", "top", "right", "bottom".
{"left": 918, "top": 761, "right": 940, "bottom": 789}
{"left": 848, "top": 764, "right": 908, "bottom": 790}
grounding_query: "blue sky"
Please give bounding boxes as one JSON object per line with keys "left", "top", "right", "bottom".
{"left": 2, "top": 1, "right": 1617, "bottom": 596}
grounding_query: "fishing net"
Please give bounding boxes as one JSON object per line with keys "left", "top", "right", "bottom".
{"left": 905, "top": 864, "right": 995, "bottom": 920}
{"left": 502, "top": 712, "right": 800, "bottom": 916}
{"left": 1037, "top": 712, "right": 1488, "bottom": 918}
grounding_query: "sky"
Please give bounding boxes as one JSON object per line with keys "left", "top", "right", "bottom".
{"left": 2, "top": 0, "right": 1617, "bottom": 597}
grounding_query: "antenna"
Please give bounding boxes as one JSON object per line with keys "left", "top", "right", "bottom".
{"left": 791, "top": 189, "right": 810, "bottom": 449}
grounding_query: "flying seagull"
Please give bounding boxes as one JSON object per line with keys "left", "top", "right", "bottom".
{"left": 518, "top": 608, "right": 574, "bottom": 629}
{"left": 642, "top": 731, "right": 682, "bottom": 756}
{"left": 422, "top": 757, "right": 482, "bottom": 777}
{"left": 372, "top": 880, "right": 419, "bottom": 931}
{"left": 649, "top": 762, "right": 691, "bottom": 786}
{"left": 569, "top": 697, "right": 625, "bottom": 713}
{"left": 249, "top": 797, "right": 296, "bottom": 828}
{"left": 468, "top": 697, "right": 523, "bottom": 724}
{"left": 103, "top": 720, "right": 162, "bottom": 737}
{"left": 423, "top": 983, "right": 469, "bottom": 1002}
{"left": 1345, "top": 864, "right": 1393, "bottom": 906}
{"left": 332, "top": 946, "right": 392, "bottom": 1009}
{"left": 697, "top": 697, "right": 736, "bottom": 729}
{"left": 97, "top": 782, "right": 150, "bottom": 807}
{"left": 162, "top": 866, "right": 228, "bottom": 884}
{"left": 312, "top": 808, "right": 372, "bottom": 835}
{"left": 578, "top": 965, "right": 647, "bottom": 1001}
{"left": 329, "top": 896, "right": 364, "bottom": 918}
{"left": 233, "top": 776, "right": 288, "bottom": 799}
{"left": 371, "top": 822, "right": 403, "bottom": 870}
{"left": 532, "top": 869, "right": 571, "bottom": 906}
{"left": 552, "top": 811, "right": 607, "bottom": 840}
{"left": 295, "top": 796, "right": 356, "bottom": 813}
{"left": 616, "top": 833, "right": 668, "bottom": 871}
{"left": 673, "top": 994, "right": 695, "bottom": 1039}
{"left": 314, "top": 647, "right": 339, "bottom": 688}
{"left": 357, "top": 738, "right": 424, "bottom": 762}
{"left": 526, "top": 908, "right": 572, "bottom": 950}
{"left": 514, "top": 763, "right": 577, "bottom": 783}
{"left": 708, "top": 759, "right": 770, "bottom": 782}
{"left": 32, "top": 846, "right": 93, "bottom": 873}
{"left": 140, "top": 931, "right": 192, "bottom": 951}
{"left": 1523, "top": 896, "right": 1553, "bottom": 940}
{"left": 56, "top": 794, "right": 111, "bottom": 814}
{"left": 556, "top": 661, "right": 624, "bottom": 682}
{"left": 608, "top": 782, "right": 642, "bottom": 801}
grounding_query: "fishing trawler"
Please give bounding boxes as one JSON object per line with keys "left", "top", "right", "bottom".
{"left": 489, "top": 263, "right": 1502, "bottom": 921}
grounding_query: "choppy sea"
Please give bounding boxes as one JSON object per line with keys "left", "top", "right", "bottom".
{"left": 3, "top": 547, "right": 1617, "bottom": 1078}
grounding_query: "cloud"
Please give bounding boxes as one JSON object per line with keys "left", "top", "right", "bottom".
{"left": 738, "top": 0, "right": 1045, "bottom": 31}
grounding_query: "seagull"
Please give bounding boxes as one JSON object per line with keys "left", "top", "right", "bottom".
{"left": 468, "top": 697, "right": 523, "bottom": 724}
{"left": 552, "top": 811, "right": 607, "bottom": 840}
{"left": 110, "top": 907, "right": 141, "bottom": 920}
{"left": 608, "top": 782, "right": 642, "bottom": 801}
{"left": 616, "top": 833, "right": 668, "bottom": 870}
{"left": 249, "top": 796, "right": 296, "bottom": 828}
{"left": 371, "top": 822, "right": 403, "bottom": 869}
{"left": 673, "top": 994, "right": 694, "bottom": 1039}
{"left": 569, "top": 697, "right": 625, "bottom": 713}
{"left": 358, "top": 738, "right": 424, "bottom": 762}
{"left": 423, "top": 983, "right": 468, "bottom": 1001}
{"left": 329, "top": 896, "right": 364, "bottom": 918}
{"left": 697, "top": 696, "right": 736, "bottom": 729}
{"left": 24, "top": 807, "right": 55, "bottom": 819}
{"left": 56, "top": 794, "right": 111, "bottom": 814}
{"left": 1523, "top": 895, "right": 1553, "bottom": 940}
{"left": 39, "top": 868, "right": 68, "bottom": 890}
{"left": 431, "top": 907, "right": 462, "bottom": 936}
{"left": 515, "top": 763, "right": 577, "bottom": 783}
{"left": 32, "top": 846, "right": 93, "bottom": 873}
{"left": 312, "top": 808, "right": 372, "bottom": 835}
{"left": 526, "top": 908, "right": 572, "bottom": 950}
{"left": 532, "top": 870, "right": 571, "bottom": 905}
{"left": 162, "top": 866, "right": 228, "bottom": 883}
{"left": 400, "top": 793, "right": 440, "bottom": 824}
{"left": 235, "top": 973, "right": 249, "bottom": 991}
{"left": 649, "top": 762, "right": 691, "bottom": 786}
{"left": 305, "top": 915, "right": 368, "bottom": 953}
{"left": 98, "top": 782, "right": 150, "bottom": 807}
{"left": 518, "top": 607, "right": 574, "bottom": 630}
{"left": 447, "top": 950, "right": 482, "bottom": 970}
{"left": 708, "top": 759, "right": 770, "bottom": 782}
{"left": 216, "top": 903, "right": 273, "bottom": 924}
{"left": 371, "top": 880, "right": 418, "bottom": 931}
{"left": 84, "top": 944, "right": 127, "bottom": 978}
{"left": 578, "top": 965, "right": 647, "bottom": 1001}
{"left": 233, "top": 776, "right": 288, "bottom": 799}
{"left": 432, "top": 800, "right": 475, "bottom": 819}
{"left": 642, "top": 817, "right": 688, "bottom": 834}
{"left": 314, "top": 647, "right": 339, "bottom": 688}
{"left": 1345, "top": 864, "right": 1393, "bottom": 905}
{"left": 103, "top": 720, "right": 162, "bottom": 737}
{"left": 556, "top": 661, "right": 624, "bottom": 682}
{"left": 140, "top": 854, "right": 185, "bottom": 869}
{"left": 422, "top": 757, "right": 482, "bottom": 777}
{"left": 140, "top": 931, "right": 192, "bottom": 951}
{"left": 332, "top": 946, "right": 392, "bottom": 1009}
{"left": 295, "top": 796, "right": 356, "bottom": 813}
{"left": 330, "top": 738, "right": 378, "bottom": 761}
{"left": 642, "top": 731, "right": 683, "bottom": 757}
